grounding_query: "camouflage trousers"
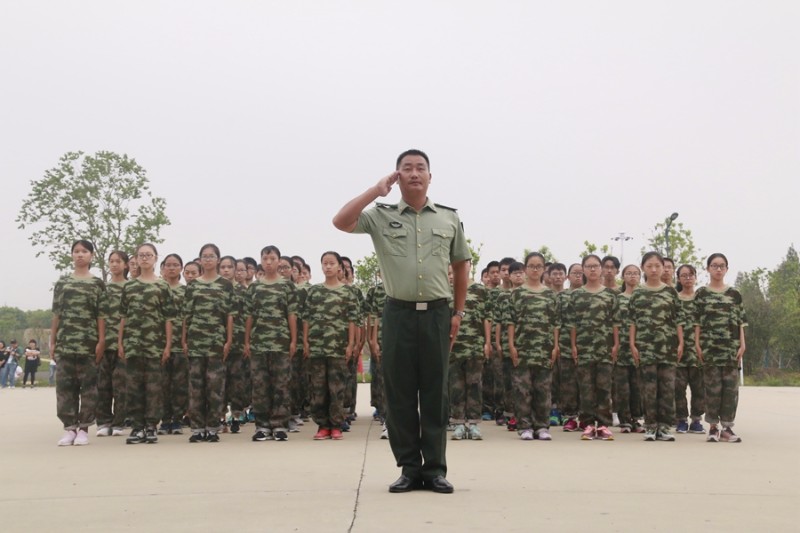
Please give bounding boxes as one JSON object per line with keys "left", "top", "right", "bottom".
{"left": 550, "top": 356, "right": 561, "bottom": 407}
{"left": 56, "top": 355, "right": 98, "bottom": 430}
{"left": 188, "top": 356, "right": 225, "bottom": 432}
{"left": 448, "top": 357, "right": 483, "bottom": 424}
{"left": 482, "top": 352, "right": 504, "bottom": 416}
{"left": 162, "top": 352, "right": 188, "bottom": 423}
{"left": 224, "top": 352, "right": 249, "bottom": 417}
{"left": 704, "top": 365, "right": 739, "bottom": 427}
{"left": 640, "top": 363, "right": 676, "bottom": 429}
{"left": 343, "top": 355, "right": 358, "bottom": 414}
{"left": 126, "top": 357, "right": 163, "bottom": 429}
{"left": 577, "top": 362, "right": 613, "bottom": 427}
{"left": 558, "top": 357, "right": 579, "bottom": 419}
{"left": 97, "top": 350, "right": 126, "bottom": 429}
{"left": 250, "top": 351, "right": 291, "bottom": 431}
{"left": 290, "top": 351, "right": 309, "bottom": 416}
{"left": 370, "top": 355, "right": 386, "bottom": 419}
{"left": 513, "top": 361, "right": 552, "bottom": 431}
{"left": 309, "top": 357, "right": 348, "bottom": 429}
{"left": 613, "top": 364, "right": 643, "bottom": 428}
{"left": 675, "top": 366, "right": 705, "bottom": 421}
{"left": 502, "top": 356, "right": 515, "bottom": 417}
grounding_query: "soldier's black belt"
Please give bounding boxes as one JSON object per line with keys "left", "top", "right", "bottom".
{"left": 386, "top": 297, "right": 449, "bottom": 312}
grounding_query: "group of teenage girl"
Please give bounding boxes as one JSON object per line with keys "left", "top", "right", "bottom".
{"left": 464, "top": 252, "right": 746, "bottom": 443}
{"left": 51, "top": 239, "right": 367, "bottom": 446}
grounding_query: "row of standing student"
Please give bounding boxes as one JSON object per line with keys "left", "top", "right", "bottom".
{"left": 449, "top": 252, "right": 745, "bottom": 443}
{"left": 51, "top": 239, "right": 372, "bottom": 446}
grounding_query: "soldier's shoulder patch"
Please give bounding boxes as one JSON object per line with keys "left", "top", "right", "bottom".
{"left": 434, "top": 203, "right": 457, "bottom": 211}
{"left": 376, "top": 202, "right": 397, "bottom": 209}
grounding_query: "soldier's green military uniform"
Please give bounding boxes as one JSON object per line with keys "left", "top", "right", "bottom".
{"left": 366, "top": 283, "right": 387, "bottom": 421}
{"left": 353, "top": 198, "right": 471, "bottom": 482}
{"left": 694, "top": 286, "right": 746, "bottom": 427}
{"left": 304, "top": 283, "right": 359, "bottom": 430}
{"left": 556, "top": 289, "right": 579, "bottom": 424}
{"left": 52, "top": 274, "right": 107, "bottom": 430}
{"left": 504, "top": 286, "right": 559, "bottom": 434}
{"left": 628, "top": 284, "right": 684, "bottom": 432}
{"left": 162, "top": 283, "right": 188, "bottom": 429}
{"left": 183, "top": 276, "right": 236, "bottom": 435}
{"left": 613, "top": 291, "right": 643, "bottom": 431}
{"left": 120, "top": 278, "right": 176, "bottom": 431}
{"left": 97, "top": 280, "right": 127, "bottom": 432}
{"left": 449, "top": 282, "right": 490, "bottom": 425}
{"left": 566, "top": 287, "right": 619, "bottom": 428}
{"left": 225, "top": 283, "right": 249, "bottom": 425}
{"left": 676, "top": 294, "right": 704, "bottom": 425}
{"left": 245, "top": 277, "right": 297, "bottom": 433}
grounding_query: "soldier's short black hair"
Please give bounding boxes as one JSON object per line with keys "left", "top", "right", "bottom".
{"left": 396, "top": 149, "right": 430, "bottom": 170}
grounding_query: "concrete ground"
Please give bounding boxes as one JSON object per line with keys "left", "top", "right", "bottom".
{"left": 0, "top": 384, "right": 796, "bottom": 532}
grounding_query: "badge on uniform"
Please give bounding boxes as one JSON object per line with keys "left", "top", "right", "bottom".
{"left": 389, "top": 222, "right": 403, "bottom": 228}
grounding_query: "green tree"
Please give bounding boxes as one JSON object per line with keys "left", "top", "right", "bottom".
{"left": 0, "top": 306, "right": 26, "bottom": 337}
{"left": 17, "top": 151, "right": 170, "bottom": 281}
{"left": 467, "top": 238, "right": 482, "bottom": 279}
{"left": 767, "top": 245, "right": 800, "bottom": 370}
{"left": 354, "top": 251, "right": 380, "bottom": 291}
{"left": 580, "top": 240, "right": 611, "bottom": 257}
{"left": 735, "top": 269, "right": 772, "bottom": 373}
{"left": 521, "top": 245, "right": 558, "bottom": 263}
{"left": 24, "top": 309, "right": 53, "bottom": 329}
{"left": 641, "top": 219, "right": 704, "bottom": 268}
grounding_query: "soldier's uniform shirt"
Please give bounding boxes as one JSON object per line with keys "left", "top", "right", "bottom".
{"left": 119, "top": 278, "right": 176, "bottom": 359}
{"left": 352, "top": 198, "right": 471, "bottom": 300}
{"left": 304, "top": 283, "right": 359, "bottom": 358}
{"left": 677, "top": 293, "right": 699, "bottom": 367}
{"left": 183, "top": 276, "right": 236, "bottom": 357}
{"left": 628, "top": 284, "right": 684, "bottom": 366}
{"left": 52, "top": 275, "right": 107, "bottom": 356}
{"left": 693, "top": 286, "right": 747, "bottom": 366}
{"left": 103, "top": 281, "right": 125, "bottom": 351}
{"left": 451, "top": 282, "right": 490, "bottom": 359}
{"left": 503, "top": 285, "right": 559, "bottom": 366}
{"left": 565, "top": 286, "right": 620, "bottom": 364}
{"left": 245, "top": 278, "right": 297, "bottom": 354}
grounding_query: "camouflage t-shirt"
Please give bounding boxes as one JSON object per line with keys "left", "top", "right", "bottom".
{"left": 120, "top": 278, "right": 176, "bottom": 359}
{"left": 495, "top": 288, "right": 513, "bottom": 357}
{"left": 503, "top": 285, "right": 558, "bottom": 366}
{"left": 52, "top": 275, "right": 107, "bottom": 357}
{"left": 628, "top": 284, "right": 684, "bottom": 366}
{"left": 678, "top": 294, "right": 699, "bottom": 367}
{"left": 694, "top": 286, "right": 747, "bottom": 366}
{"left": 103, "top": 281, "right": 125, "bottom": 350}
{"left": 183, "top": 276, "right": 237, "bottom": 358}
{"left": 615, "top": 292, "right": 635, "bottom": 366}
{"left": 245, "top": 278, "right": 297, "bottom": 354}
{"left": 304, "top": 284, "right": 359, "bottom": 358}
{"left": 294, "top": 281, "right": 310, "bottom": 345}
{"left": 365, "top": 283, "right": 387, "bottom": 340}
{"left": 451, "top": 282, "right": 491, "bottom": 359}
{"left": 230, "top": 283, "right": 247, "bottom": 354}
{"left": 556, "top": 290, "right": 573, "bottom": 358}
{"left": 565, "top": 287, "right": 620, "bottom": 365}
{"left": 168, "top": 284, "right": 185, "bottom": 354}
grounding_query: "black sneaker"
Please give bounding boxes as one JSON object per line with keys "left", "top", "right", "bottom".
{"left": 274, "top": 430, "right": 288, "bottom": 441}
{"left": 171, "top": 422, "right": 183, "bottom": 435}
{"left": 145, "top": 428, "right": 158, "bottom": 443}
{"left": 231, "top": 420, "right": 240, "bottom": 434}
{"left": 189, "top": 432, "right": 206, "bottom": 443}
{"left": 206, "top": 432, "right": 220, "bottom": 443}
{"left": 126, "top": 429, "right": 145, "bottom": 445}
{"left": 252, "top": 430, "right": 269, "bottom": 442}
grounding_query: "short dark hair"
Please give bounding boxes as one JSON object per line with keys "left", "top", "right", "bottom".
{"left": 509, "top": 262, "right": 525, "bottom": 274}
{"left": 548, "top": 262, "right": 567, "bottom": 274}
{"left": 487, "top": 261, "right": 500, "bottom": 270}
{"left": 499, "top": 257, "right": 516, "bottom": 268}
{"left": 396, "top": 149, "right": 430, "bottom": 170}
{"left": 601, "top": 256, "right": 620, "bottom": 270}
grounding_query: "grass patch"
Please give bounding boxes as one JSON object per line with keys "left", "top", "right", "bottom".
{"left": 744, "top": 369, "right": 800, "bottom": 387}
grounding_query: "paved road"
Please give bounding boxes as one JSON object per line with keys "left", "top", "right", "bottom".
{"left": 0, "top": 384, "right": 796, "bottom": 532}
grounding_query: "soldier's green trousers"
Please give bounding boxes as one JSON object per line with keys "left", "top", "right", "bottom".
{"left": 382, "top": 300, "right": 449, "bottom": 482}
{"left": 56, "top": 355, "right": 98, "bottom": 430}
{"left": 126, "top": 356, "right": 163, "bottom": 429}
{"left": 370, "top": 354, "right": 386, "bottom": 419}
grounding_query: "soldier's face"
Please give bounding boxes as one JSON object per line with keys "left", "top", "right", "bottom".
{"left": 397, "top": 155, "right": 431, "bottom": 197}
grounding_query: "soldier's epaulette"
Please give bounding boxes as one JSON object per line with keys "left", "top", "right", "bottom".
{"left": 434, "top": 203, "right": 457, "bottom": 211}
{"left": 376, "top": 202, "right": 397, "bottom": 209}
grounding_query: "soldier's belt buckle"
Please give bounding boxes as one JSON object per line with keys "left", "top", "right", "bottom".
{"left": 415, "top": 302, "right": 428, "bottom": 311}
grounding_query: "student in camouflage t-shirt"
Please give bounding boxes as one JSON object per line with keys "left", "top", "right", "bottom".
{"left": 557, "top": 263, "right": 583, "bottom": 432}
{"left": 505, "top": 252, "right": 559, "bottom": 441}
{"left": 244, "top": 246, "right": 298, "bottom": 442}
{"left": 629, "top": 252, "right": 685, "bottom": 442}
{"left": 161, "top": 253, "right": 189, "bottom": 435}
{"left": 494, "top": 262, "right": 525, "bottom": 429}
{"left": 182, "top": 244, "right": 235, "bottom": 443}
{"left": 220, "top": 256, "right": 249, "bottom": 434}
{"left": 694, "top": 253, "right": 746, "bottom": 443}
{"left": 119, "top": 244, "right": 175, "bottom": 444}
{"left": 366, "top": 281, "right": 388, "bottom": 427}
{"left": 50, "top": 240, "right": 107, "bottom": 447}
{"left": 302, "top": 252, "right": 359, "bottom": 440}
{"left": 566, "top": 255, "right": 619, "bottom": 441}
{"left": 613, "top": 265, "right": 644, "bottom": 433}
{"left": 675, "top": 264, "right": 705, "bottom": 434}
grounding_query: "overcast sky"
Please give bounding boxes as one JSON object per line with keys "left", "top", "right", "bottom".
{"left": 1, "top": 1, "right": 798, "bottom": 311}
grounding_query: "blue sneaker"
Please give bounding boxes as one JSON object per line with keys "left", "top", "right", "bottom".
{"left": 676, "top": 420, "right": 689, "bottom": 434}
{"left": 549, "top": 408, "right": 562, "bottom": 426}
{"left": 341, "top": 420, "right": 351, "bottom": 432}
{"left": 688, "top": 420, "right": 705, "bottom": 434}
{"left": 481, "top": 412, "right": 493, "bottom": 421}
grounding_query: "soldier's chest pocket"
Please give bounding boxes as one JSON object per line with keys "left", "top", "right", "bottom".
{"left": 382, "top": 227, "right": 409, "bottom": 256}
{"left": 431, "top": 228, "right": 451, "bottom": 256}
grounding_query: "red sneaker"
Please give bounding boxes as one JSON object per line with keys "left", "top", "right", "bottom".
{"left": 313, "top": 428, "right": 331, "bottom": 440}
{"left": 331, "top": 428, "right": 344, "bottom": 440}
{"left": 563, "top": 418, "right": 579, "bottom": 432}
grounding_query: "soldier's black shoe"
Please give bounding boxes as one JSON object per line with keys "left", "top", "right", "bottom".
{"left": 388, "top": 475, "right": 423, "bottom": 493}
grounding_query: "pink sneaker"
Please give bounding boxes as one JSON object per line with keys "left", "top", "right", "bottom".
{"left": 563, "top": 418, "right": 579, "bottom": 432}
{"left": 580, "top": 424, "right": 595, "bottom": 440}
{"left": 331, "top": 428, "right": 343, "bottom": 440}
{"left": 596, "top": 426, "right": 614, "bottom": 440}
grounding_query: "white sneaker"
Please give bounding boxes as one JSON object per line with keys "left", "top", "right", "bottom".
{"left": 520, "top": 429, "right": 534, "bottom": 441}
{"left": 380, "top": 424, "right": 389, "bottom": 440}
{"left": 612, "top": 412, "right": 620, "bottom": 427}
{"left": 536, "top": 428, "right": 553, "bottom": 441}
{"left": 58, "top": 430, "right": 77, "bottom": 446}
{"left": 96, "top": 426, "right": 112, "bottom": 437}
{"left": 293, "top": 416, "right": 304, "bottom": 426}
{"left": 73, "top": 429, "right": 89, "bottom": 446}
{"left": 111, "top": 427, "right": 126, "bottom": 436}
